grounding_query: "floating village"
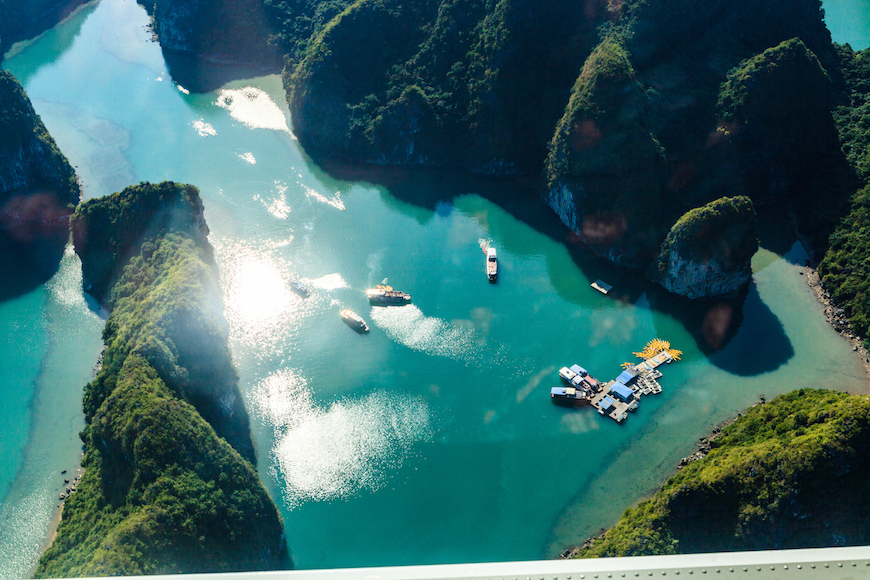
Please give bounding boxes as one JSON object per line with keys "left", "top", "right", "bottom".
{"left": 552, "top": 339, "right": 683, "bottom": 423}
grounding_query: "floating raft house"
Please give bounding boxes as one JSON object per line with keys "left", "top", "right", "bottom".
{"left": 555, "top": 339, "right": 681, "bottom": 424}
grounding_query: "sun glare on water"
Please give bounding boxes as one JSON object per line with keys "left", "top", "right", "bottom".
{"left": 220, "top": 248, "right": 303, "bottom": 343}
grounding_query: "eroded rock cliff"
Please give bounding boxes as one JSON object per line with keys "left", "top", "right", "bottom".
{"left": 652, "top": 196, "right": 758, "bottom": 299}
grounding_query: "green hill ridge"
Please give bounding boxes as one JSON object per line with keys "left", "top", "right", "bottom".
{"left": 574, "top": 389, "right": 870, "bottom": 556}
{"left": 35, "top": 182, "right": 289, "bottom": 576}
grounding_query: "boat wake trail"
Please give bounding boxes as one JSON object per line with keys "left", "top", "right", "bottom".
{"left": 252, "top": 369, "right": 432, "bottom": 507}
{"left": 369, "top": 304, "right": 483, "bottom": 366}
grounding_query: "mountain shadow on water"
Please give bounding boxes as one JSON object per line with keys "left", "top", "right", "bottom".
{"left": 162, "top": 50, "right": 282, "bottom": 94}
{"left": 705, "top": 282, "right": 794, "bottom": 376}
{"left": 0, "top": 231, "right": 67, "bottom": 303}
{"left": 313, "top": 159, "right": 790, "bottom": 360}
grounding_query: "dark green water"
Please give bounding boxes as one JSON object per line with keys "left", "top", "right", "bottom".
{"left": 0, "top": 0, "right": 867, "bottom": 574}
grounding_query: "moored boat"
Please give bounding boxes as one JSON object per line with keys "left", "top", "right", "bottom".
{"left": 486, "top": 247, "right": 498, "bottom": 282}
{"left": 366, "top": 285, "right": 411, "bottom": 305}
{"left": 340, "top": 309, "right": 369, "bottom": 333}
{"left": 290, "top": 280, "right": 310, "bottom": 297}
{"left": 550, "top": 385, "right": 591, "bottom": 407}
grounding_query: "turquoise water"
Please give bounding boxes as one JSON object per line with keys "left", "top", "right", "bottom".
{"left": 1, "top": 0, "right": 868, "bottom": 573}
{"left": 823, "top": 0, "right": 870, "bottom": 49}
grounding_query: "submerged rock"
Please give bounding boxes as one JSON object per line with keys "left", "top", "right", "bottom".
{"left": 652, "top": 196, "right": 758, "bottom": 299}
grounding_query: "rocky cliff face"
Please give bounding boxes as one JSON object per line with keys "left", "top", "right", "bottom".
{"left": 139, "top": 0, "right": 281, "bottom": 66}
{"left": 716, "top": 37, "right": 853, "bottom": 252}
{"left": 652, "top": 196, "right": 758, "bottom": 299}
{"left": 286, "top": 0, "right": 603, "bottom": 173}
{"left": 37, "top": 183, "right": 289, "bottom": 575}
{"left": 0, "top": 70, "right": 80, "bottom": 300}
{"left": 0, "top": 70, "right": 79, "bottom": 206}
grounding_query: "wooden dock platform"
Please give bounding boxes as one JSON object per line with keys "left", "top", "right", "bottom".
{"left": 589, "top": 352, "right": 672, "bottom": 423}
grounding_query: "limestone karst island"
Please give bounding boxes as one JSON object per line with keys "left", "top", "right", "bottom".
{"left": 1, "top": 0, "right": 870, "bottom": 576}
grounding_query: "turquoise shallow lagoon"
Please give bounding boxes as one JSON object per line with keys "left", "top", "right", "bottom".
{"left": 1, "top": 0, "right": 868, "bottom": 574}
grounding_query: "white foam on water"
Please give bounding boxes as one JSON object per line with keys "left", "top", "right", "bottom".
{"left": 267, "top": 198, "right": 291, "bottom": 219}
{"left": 370, "top": 304, "right": 481, "bottom": 365}
{"left": 307, "top": 273, "right": 348, "bottom": 290}
{"left": 301, "top": 183, "right": 345, "bottom": 210}
{"left": 252, "top": 370, "right": 432, "bottom": 506}
{"left": 239, "top": 152, "right": 256, "bottom": 164}
{"left": 192, "top": 119, "right": 216, "bottom": 137}
{"left": 45, "top": 245, "right": 90, "bottom": 310}
{"left": 262, "top": 183, "right": 291, "bottom": 218}
{"left": 215, "top": 87, "right": 292, "bottom": 134}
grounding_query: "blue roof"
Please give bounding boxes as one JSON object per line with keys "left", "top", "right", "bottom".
{"left": 569, "top": 364, "right": 587, "bottom": 376}
{"left": 599, "top": 396, "right": 616, "bottom": 410}
{"left": 616, "top": 369, "right": 636, "bottom": 384}
{"left": 610, "top": 383, "right": 633, "bottom": 399}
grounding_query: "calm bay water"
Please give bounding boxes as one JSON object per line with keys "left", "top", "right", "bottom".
{"left": 1, "top": 0, "right": 868, "bottom": 574}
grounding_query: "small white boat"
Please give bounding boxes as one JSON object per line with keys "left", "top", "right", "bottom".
{"left": 486, "top": 247, "right": 498, "bottom": 282}
{"left": 340, "top": 309, "right": 369, "bottom": 333}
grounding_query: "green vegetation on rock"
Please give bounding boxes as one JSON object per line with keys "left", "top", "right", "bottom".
{"left": 817, "top": 45, "right": 870, "bottom": 345}
{"left": 716, "top": 38, "right": 854, "bottom": 252}
{"left": 0, "top": 69, "right": 80, "bottom": 300}
{"left": 819, "top": 184, "right": 870, "bottom": 340}
{"left": 285, "top": 0, "right": 602, "bottom": 173}
{"left": 0, "top": 70, "right": 79, "bottom": 205}
{"left": 35, "top": 182, "right": 288, "bottom": 576}
{"left": 575, "top": 389, "right": 870, "bottom": 556}
{"left": 545, "top": 38, "right": 665, "bottom": 266}
{"left": 653, "top": 196, "right": 758, "bottom": 298}
{"left": 275, "top": 0, "right": 854, "bottom": 295}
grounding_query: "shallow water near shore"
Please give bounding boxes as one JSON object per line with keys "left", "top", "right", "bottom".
{"left": 0, "top": 0, "right": 868, "bottom": 574}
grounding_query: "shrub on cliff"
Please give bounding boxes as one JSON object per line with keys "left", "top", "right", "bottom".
{"left": 575, "top": 389, "right": 870, "bottom": 557}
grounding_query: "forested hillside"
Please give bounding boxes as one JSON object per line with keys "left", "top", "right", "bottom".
{"left": 819, "top": 45, "right": 870, "bottom": 346}
{"left": 35, "top": 182, "right": 289, "bottom": 576}
{"left": 574, "top": 390, "right": 870, "bottom": 556}
{"left": 276, "top": 0, "right": 858, "bottom": 296}
{"left": 0, "top": 70, "right": 79, "bottom": 299}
